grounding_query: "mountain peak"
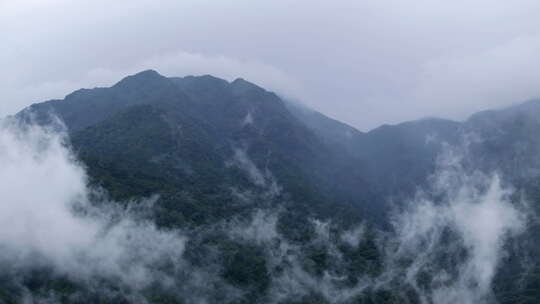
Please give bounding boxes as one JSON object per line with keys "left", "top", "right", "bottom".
{"left": 231, "top": 78, "right": 264, "bottom": 94}
{"left": 113, "top": 69, "right": 167, "bottom": 88}
{"left": 174, "top": 74, "right": 230, "bottom": 89}
{"left": 133, "top": 69, "right": 162, "bottom": 78}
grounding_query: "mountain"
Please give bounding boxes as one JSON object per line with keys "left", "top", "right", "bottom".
{"left": 464, "top": 98, "right": 540, "bottom": 178}
{"left": 283, "top": 100, "right": 364, "bottom": 149}
{"left": 19, "top": 70, "right": 381, "bottom": 228}
{"left": 20, "top": 70, "right": 540, "bottom": 222}
{"left": 11, "top": 70, "right": 540, "bottom": 303}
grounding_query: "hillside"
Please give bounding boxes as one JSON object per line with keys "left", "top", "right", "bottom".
{"left": 8, "top": 71, "right": 540, "bottom": 303}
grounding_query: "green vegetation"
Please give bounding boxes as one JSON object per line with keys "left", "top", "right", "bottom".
{"left": 7, "top": 71, "right": 540, "bottom": 303}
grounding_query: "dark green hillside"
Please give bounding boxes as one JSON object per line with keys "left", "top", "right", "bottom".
{"left": 20, "top": 71, "right": 381, "bottom": 228}
{"left": 12, "top": 71, "right": 540, "bottom": 303}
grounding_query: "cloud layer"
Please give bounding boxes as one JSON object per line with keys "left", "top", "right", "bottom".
{"left": 3, "top": 0, "right": 540, "bottom": 129}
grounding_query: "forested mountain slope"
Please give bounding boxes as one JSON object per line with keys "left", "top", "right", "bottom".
{"left": 9, "top": 71, "right": 540, "bottom": 303}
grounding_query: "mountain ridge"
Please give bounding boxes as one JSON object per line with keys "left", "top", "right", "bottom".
{"left": 9, "top": 70, "right": 540, "bottom": 304}
{"left": 17, "top": 70, "right": 540, "bottom": 221}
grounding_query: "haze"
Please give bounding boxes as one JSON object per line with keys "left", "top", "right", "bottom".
{"left": 3, "top": 0, "right": 540, "bottom": 130}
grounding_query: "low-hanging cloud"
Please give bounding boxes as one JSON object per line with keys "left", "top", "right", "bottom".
{"left": 222, "top": 144, "right": 530, "bottom": 304}
{"left": 0, "top": 116, "right": 531, "bottom": 303}
{"left": 379, "top": 146, "right": 529, "bottom": 304}
{"left": 0, "top": 119, "right": 188, "bottom": 301}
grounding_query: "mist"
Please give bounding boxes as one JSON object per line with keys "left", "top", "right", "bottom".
{"left": 0, "top": 119, "right": 188, "bottom": 301}
{"left": 4, "top": 0, "right": 540, "bottom": 130}
{"left": 0, "top": 118, "right": 530, "bottom": 303}
{"left": 381, "top": 148, "right": 528, "bottom": 304}
{"left": 3, "top": 1, "right": 540, "bottom": 302}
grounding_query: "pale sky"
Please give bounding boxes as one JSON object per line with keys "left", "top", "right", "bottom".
{"left": 3, "top": 0, "right": 540, "bottom": 130}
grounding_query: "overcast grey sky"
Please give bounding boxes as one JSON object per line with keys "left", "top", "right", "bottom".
{"left": 2, "top": 0, "right": 540, "bottom": 130}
